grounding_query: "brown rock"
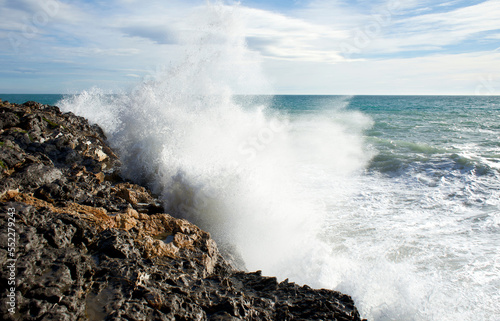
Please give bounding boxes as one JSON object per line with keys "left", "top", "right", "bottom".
{"left": 113, "top": 182, "right": 154, "bottom": 205}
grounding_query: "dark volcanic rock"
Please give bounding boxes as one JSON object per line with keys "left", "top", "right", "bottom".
{"left": 0, "top": 100, "right": 365, "bottom": 321}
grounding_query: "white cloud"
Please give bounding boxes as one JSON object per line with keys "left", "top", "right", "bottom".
{"left": 361, "top": 0, "right": 500, "bottom": 54}
{"left": 0, "top": 0, "right": 499, "bottom": 94}
{"left": 395, "top": 1, "right": 500, "bottom": 39}
{"left": 240, "top": 7, "right": 349, "bottom": 62}
{"left": 264, "top": 50, "right": 500, "bottom": 94}
{"left": 279, "top": 0, "right": 500, "bottom": 57}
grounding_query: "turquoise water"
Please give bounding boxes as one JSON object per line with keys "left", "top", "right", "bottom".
{"left": 0, "top": 94, "right": 64, "bottom": 106}
{"left": 4, "top": 93, "right": 500, "bottom": 320}
{"left": 354, "top": 95, "right": 500, "bottom": 175}
{"left": 267, "top": 95, "right": 500, "bottom": 320}
{"left": 275, "top": 95, "right": 500, "bottom": 320}
{"left": 270, "top": 95, "right": 500, "bottom": 175}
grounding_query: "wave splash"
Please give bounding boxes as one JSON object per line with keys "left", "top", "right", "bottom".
{"left": 59, "top": 3, "right": 371, "bottom": 278}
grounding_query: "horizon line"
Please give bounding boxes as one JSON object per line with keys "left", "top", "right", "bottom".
{"left": 2, "top": 93, "right": 500, "bottom": 97}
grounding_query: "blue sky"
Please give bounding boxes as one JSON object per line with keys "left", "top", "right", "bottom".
{"left": 0, "top": 0, "right": 499, "bottom": 94}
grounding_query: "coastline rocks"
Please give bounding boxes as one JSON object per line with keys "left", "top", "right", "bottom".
{"left": 0, "top": 100, "right": 364, "bottom": 320}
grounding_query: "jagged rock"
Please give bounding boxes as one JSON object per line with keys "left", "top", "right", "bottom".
{"left": 0, "top": 111, "right": 20, "bottom": 129}
{"left": 0, "top": 100, "right": 365, "bottom": 321}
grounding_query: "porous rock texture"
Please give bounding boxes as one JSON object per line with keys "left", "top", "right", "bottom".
{"left": 0, "top": 99, "right": 364, "bottom": 321}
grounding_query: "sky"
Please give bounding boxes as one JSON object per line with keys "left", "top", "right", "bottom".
{"left": 0, "top": 0, "right": 499, "bottom": 94}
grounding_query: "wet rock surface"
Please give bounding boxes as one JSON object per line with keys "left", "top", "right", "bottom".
{"left": 0, "top": 99, "right": 364, "bottom": 320}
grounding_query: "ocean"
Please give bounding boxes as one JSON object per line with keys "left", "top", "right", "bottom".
{"left": 2, "top": 92, "right": 499, "bottom": 320}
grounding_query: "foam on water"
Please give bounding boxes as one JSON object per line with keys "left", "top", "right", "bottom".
{"left": 320, "top": 169, "right": 500, "bottom": 320}
{"left": 58, "top": 3, "right": 500, "bottom": 320}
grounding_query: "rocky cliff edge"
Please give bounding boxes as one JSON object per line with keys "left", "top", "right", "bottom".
{"left": 0, "top": 99, "right": 364, "bottom": 321}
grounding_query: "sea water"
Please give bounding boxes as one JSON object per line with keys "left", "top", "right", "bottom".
{"left": 266, "top": 95, "right": 500, "bottom": 320}
{"left": 3, "top": 3, "right": 499, "bottom": 320}
{"left": 2, "top": 94, "right": 499, "bottom": 321}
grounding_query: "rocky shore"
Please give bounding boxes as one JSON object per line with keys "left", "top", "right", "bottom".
{"left": 0, "top": 99, "right": 364, "bottom": 320}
